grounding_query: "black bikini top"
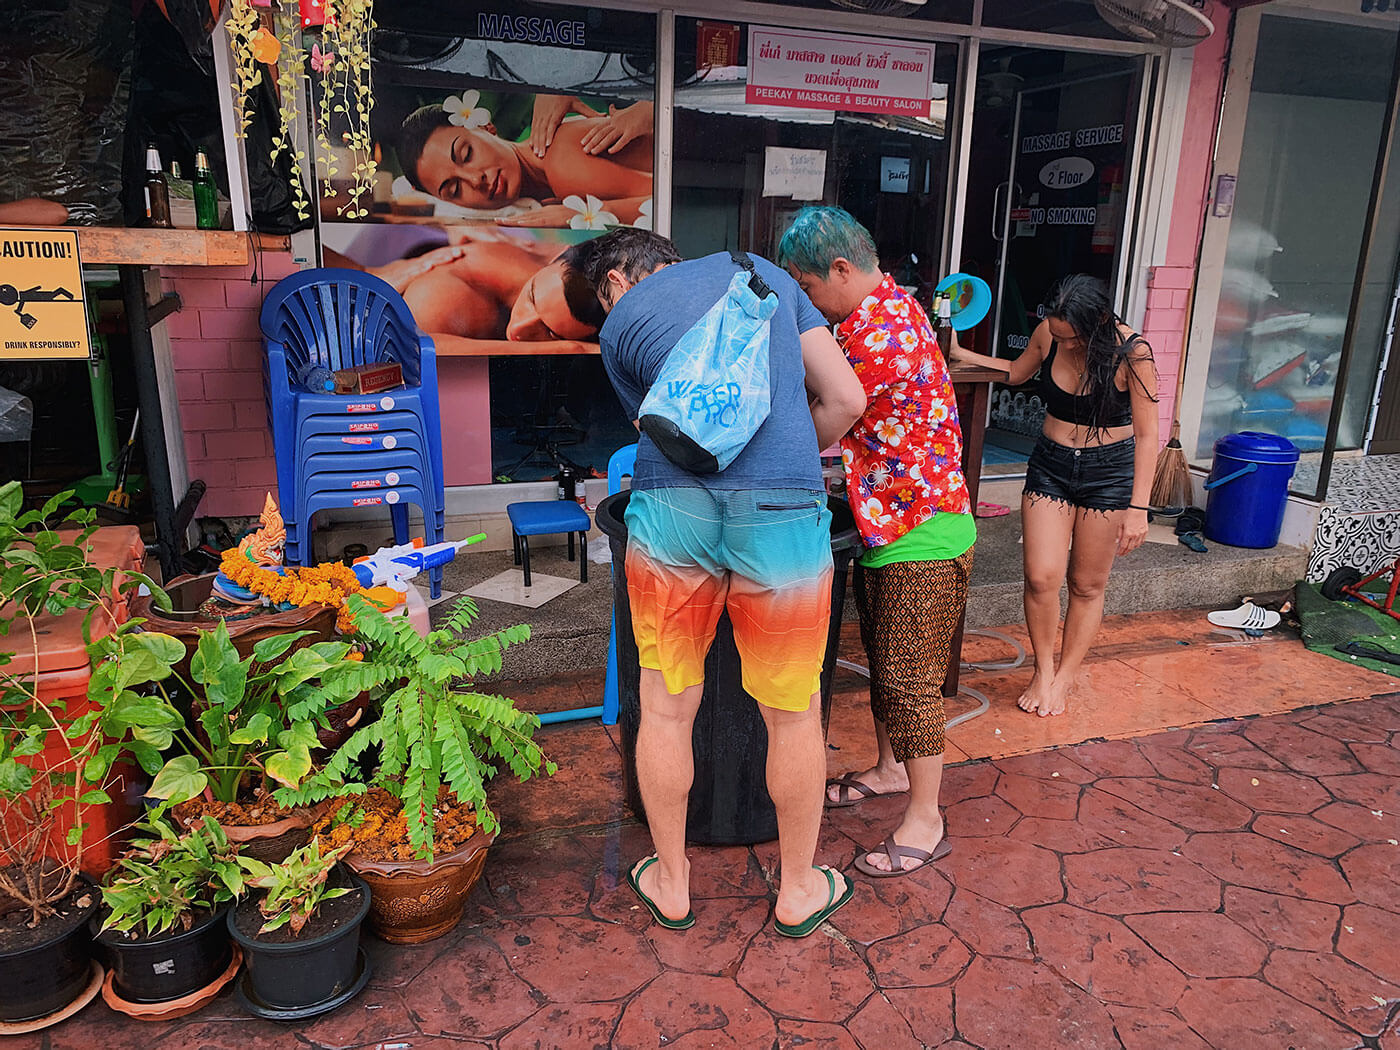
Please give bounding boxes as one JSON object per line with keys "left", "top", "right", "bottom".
{"left": 1040, "top": 337, "right": 1135, "bottom": 429}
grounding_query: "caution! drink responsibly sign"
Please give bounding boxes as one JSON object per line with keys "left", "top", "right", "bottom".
{"left": 0, "top": 228, "right": 90, "bottom": 361}
{"left": 746, "top": 27, "right": 934, "bottom": 118}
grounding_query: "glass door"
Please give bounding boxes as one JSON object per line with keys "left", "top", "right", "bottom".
{"left": 961, "top": 47, "right": 1145, "bottom": 473}
{"left": 1181, "top": 10, "right": 1399, "bottom": 497}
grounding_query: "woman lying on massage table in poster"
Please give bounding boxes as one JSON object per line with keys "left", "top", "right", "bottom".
{"left": 395, "top": 97, "right": 654, "bottom": 229}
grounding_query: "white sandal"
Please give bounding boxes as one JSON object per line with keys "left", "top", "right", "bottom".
{"left": 1207, "top": 601, "right": 1281, "bottom": 630}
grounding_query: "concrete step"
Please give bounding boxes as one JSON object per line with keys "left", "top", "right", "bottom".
{"left": 962, "top": 512, "right": 1306, "bottom": 629}
{"left": 435, "top": 510, "right": 1306, "bottom": 681}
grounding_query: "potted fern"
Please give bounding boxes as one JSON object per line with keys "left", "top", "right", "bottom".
{"left": 92, "top": 816, "right": 245, "bottom": 1017}
{"left": 228, "top": 837, "right": 370, "bottom": 1018}
{"left": 294, "top": 596, "right": 553, "bottom": 943}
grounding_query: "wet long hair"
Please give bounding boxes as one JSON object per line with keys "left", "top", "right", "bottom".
{"left": 1044, "top": 274, "right": 1157, "bottom": 432}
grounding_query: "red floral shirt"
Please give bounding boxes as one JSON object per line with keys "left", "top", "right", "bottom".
{"left": 836, "top": 275, "right": 971, "bottom": 548}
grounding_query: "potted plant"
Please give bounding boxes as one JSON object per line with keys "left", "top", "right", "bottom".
{"left": 228, "top": 836, "right": 370, "bottom": 1019}
{"left": 0, "top": 483, "right": 164, "bottom": 1027}
{"left": 92, "top": 816, "right": 245, "bottom": 1018}
{"left": 85, "top": 619, "right": 363, "bottom": 862}
{"left": 295, "top": 596, "right": 553, "bottom": 943}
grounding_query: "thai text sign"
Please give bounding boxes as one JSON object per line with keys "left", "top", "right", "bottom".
{"left": 0, "top": 228, "right": 89, "bottom": 361}
{"left": 746, "top": 27, "right": 934, "bottom": 117}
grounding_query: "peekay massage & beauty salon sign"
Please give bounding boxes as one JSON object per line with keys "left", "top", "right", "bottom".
{"left": 746, "top": 27, "right": 934, "bottom": 117}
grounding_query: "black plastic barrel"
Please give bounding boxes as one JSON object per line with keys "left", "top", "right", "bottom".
{"left": 595, "top": 490, "right": 860, "bottom": 846}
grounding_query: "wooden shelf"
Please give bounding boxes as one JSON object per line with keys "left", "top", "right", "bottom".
{"left": 74, "top": 228, "right": 289, "bottom": 267}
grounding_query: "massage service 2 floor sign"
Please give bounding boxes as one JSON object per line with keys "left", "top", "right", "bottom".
{"left": 0, "top": 228, "right": 90, "bottom": 361}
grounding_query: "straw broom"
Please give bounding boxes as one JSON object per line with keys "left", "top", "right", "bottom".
{"left": 1150, "top": 286, "right": 1197, "bottom": 511}
{"left": 1150, "top": 419, "right": 1192, "bottom": 510}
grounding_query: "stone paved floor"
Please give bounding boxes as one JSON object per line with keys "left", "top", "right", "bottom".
{"left": 15, "top": 611, "right": 1400, "bottom": 1049}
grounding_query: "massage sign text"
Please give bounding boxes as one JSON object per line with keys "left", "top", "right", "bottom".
{"left": 0, "top": 229, "right": 90, "bottom": 361}
{"left": 747, "top": 27, "right": 934, "bottom": 117}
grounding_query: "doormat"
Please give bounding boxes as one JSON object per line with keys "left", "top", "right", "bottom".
{"left": 1297, "top": 580, "right": 1400, "bottom": 678}
{"left": 464, "top": 569, "right": 579, "bottom": 609}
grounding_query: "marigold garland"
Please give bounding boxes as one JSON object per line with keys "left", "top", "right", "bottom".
{"left": 218, "top": 552, "right": 393, "bottom": 632}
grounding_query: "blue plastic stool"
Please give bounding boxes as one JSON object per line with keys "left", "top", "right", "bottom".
{"left": 536, "top": 446, "right": 635, "bottom": 728}
{"left": 506, "top": 501, "right": 591, "bottom": 588}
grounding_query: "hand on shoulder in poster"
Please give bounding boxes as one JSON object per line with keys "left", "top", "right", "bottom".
{"left": 369, "top": 245, "right": 469, "bottom": 293}
{"left": 578, "top": 102, "right": 655, "bottom": 157}
{"left": 528, "top": 95, "right": 602, "bottom": 158}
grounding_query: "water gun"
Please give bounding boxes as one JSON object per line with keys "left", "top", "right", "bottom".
{"left": 351, "top": 533, "right": 486, "bottom": 593}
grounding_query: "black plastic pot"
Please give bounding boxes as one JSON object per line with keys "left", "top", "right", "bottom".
{"left": 596, "top": 490, "right": 860, "bottom": 846}
{"left": 0, "top": 878, "right": 99, "bottom": 1022}
{"left": 92, "top": 902, "right": 232, "bottom": 1004}
{"left": 228, "top": 871, "right": 370, "bottom": 1015}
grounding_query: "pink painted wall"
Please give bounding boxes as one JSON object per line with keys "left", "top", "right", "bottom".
{"left": 1140, "top": 3, "right": 1232, "bottom": 437}
{"left": 159, "top": 253, "right": 492, "bottom": 520}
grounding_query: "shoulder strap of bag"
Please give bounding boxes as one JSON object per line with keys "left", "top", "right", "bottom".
{"left": 728, "top": 250, "right": 774, "bottom": 301}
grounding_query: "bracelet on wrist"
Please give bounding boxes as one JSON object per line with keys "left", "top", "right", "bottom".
{"left": 1127, "top": 503, "right": 1150, "bottom": 512}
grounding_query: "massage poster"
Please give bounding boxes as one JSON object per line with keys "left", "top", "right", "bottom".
{"left": 318, "top": 0, "right": 656, "bottom": 357}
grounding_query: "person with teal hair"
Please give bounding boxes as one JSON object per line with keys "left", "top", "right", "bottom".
{"left": 779, "top": 205, "right": 975, "bottom": 878}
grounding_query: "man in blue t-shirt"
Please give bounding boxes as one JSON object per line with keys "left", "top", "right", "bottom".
{"left": 584, "top": 228, "right": 865, "bottom": 938}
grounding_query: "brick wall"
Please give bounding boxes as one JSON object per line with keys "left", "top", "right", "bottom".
{"left": 158, "top": 252, "right": 493, "bottom": 519}
{"left": 1148, "top": 4, "right": 1232, "bottom": 435}
{"left": 159, "top": 254, "right": 300, "bottom": 519}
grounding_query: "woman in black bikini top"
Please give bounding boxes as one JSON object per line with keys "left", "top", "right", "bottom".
{"left": 948, "top": 274, "right": 1159, "bottom": 718}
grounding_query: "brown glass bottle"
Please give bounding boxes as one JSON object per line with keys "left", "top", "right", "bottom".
{"left": 143, "top": 144, "right": 172, "bottom": 228}
{"left": 936, "top": 293, "right": 954, "bottom": 357}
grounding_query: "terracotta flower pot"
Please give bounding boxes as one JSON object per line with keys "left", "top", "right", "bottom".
{"left": 221, "top": 810, "right": 317, "bottom": 865}
{"left": 128, "top": 574, "right": 336, "bottom": 686}
{"left": 173, "top": 802, "right": 318, "bottom": 865}
{"left": 343, "top": 826, "right": 496, "bottom": 944}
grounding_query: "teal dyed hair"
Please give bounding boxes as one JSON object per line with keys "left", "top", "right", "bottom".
{"left": 777, "top": 206, "right": 879, "bottom": 276}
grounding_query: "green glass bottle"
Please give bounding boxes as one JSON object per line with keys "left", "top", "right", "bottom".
{"left": 193, "top": 149, "right": 219, "bottom": 230}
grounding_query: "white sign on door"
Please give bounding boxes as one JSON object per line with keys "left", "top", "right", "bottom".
{"left": 880, "top": 157, "right": 911, "bottom": 193}
{"left": 763, "top": 147, "right": 827, "bottom": 200}
{"left": 1039, "top": 156, "right": 1095, "bottom": 190}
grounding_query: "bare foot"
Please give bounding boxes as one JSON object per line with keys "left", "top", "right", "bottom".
{"left": 1017, "top": 669, "right": 1055, "bottom": 713}
{"left": 826, "top": 762, "right": 909, "bottom": 805}
{"left": 1036, "top": 676, "right": 1073, "bottom": 717}
{"left": 774, "top": 864, "right": 849, "bottom": 928}
{"left": 860, "top": 815, "right": 945, "bottom": 873}
{"left": 631, "top": 854, "right": 691, "bottom": 923}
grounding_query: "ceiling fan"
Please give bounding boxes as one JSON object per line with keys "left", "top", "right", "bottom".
{"left": 1094, "top": 0, "right": 1214, "bottom": 47}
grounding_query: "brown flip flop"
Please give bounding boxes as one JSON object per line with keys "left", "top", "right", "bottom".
{"left": 825, "top": 773, "right": 904, "bottom": 809}
{"left": 853, "top": 836, "right": 952, "bottom": 878}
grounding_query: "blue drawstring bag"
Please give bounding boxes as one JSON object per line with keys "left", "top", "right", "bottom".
{"left": 637, "top": 252, "right": 777, "bottom": 474}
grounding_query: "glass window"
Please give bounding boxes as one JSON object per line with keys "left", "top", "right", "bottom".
{"left": 980, "top": 0, "right": 1140, "bottom": 40}
{"left": 1193, "top": 14, "right": 1397, "bottom": 495}
{"left": 754, "top": 0, "right": 974, "bottom": 27}
{"left": 672, "top": 16, "right": 960, "bottom": 305}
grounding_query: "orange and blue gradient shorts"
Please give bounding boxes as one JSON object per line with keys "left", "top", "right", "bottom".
{"left": 623, "top": 487, "right": 834, "bottom": 711}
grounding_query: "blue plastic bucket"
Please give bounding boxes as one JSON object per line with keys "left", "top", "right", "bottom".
{"left": 1202, "top": 431, "right": 1299, "bottom": 549}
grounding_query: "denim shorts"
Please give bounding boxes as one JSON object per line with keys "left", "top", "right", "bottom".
{"left": 1024, "top": 434, "right": 1135, "bottom": 511}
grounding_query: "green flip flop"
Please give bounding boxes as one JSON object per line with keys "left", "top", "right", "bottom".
{"left": 774, "top": 865, "right": 854, "bottom": 939}
{"left": 627, "top": 855, "right": 695, "bottom": 930}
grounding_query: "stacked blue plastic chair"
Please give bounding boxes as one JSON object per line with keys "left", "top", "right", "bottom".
{"left": 260, "top": 267, "right": 448, "bottom": 597}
